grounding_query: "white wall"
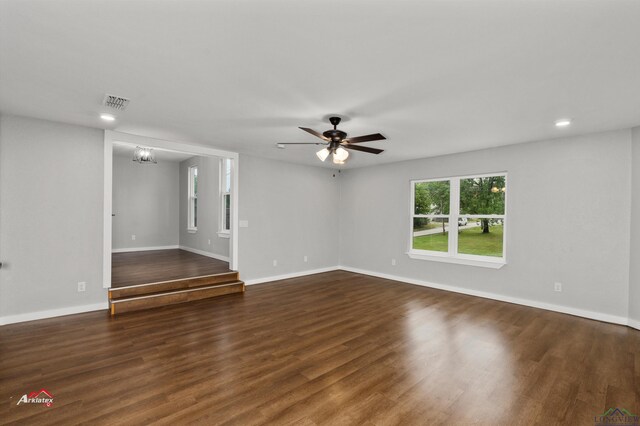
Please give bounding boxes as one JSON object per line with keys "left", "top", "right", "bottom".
{"left": 339, "top": 130, "right": 632, "bottom": 320}
{"left": 1, "top": 115, "right": 638, "bottom": 329}
{"left": 0, "top": 115, "right": 107, "bottom": 322}
{"left": 629, "top": 127, "right": 640, "bottom": 326}
{"left": 112, "top": 154, "right": 179, "bottom": 250}
{"left": 238, "top": 154, "right": 340, "bottom": 281}
{"left": 179, "top": 156, "right": 229, "bottom": 259}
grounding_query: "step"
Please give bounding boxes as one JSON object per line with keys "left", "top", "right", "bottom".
{"left": 109, "top": 281, "right": 245, "bottom": 315}
{"left": 109, "top": 271, "right": 239, "bottom": 300}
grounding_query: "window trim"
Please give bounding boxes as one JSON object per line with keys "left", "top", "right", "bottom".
{"left": 187, "top": 165, "right": 198, "bottom": 232}
{"left": 408, "top": 172, "right": 508, "bottom": 269}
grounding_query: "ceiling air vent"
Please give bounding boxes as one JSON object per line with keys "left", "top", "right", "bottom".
{"left": 102, "top": 94, "right": 130, "bottom": 111}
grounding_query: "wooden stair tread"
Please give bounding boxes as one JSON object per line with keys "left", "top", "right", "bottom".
{"left": 109, "top": 281, "right": 245, "bottom": 315}
{"left": 109, "top": 271, "right": 239, "bottom": 299}
{"left": 110, "top": 281, "right": 244, "bottom": 303}
{"left": 108, "top": 270, "right": 244, "bottom": 316}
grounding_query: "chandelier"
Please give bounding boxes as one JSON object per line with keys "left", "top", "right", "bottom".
{"left": 133, "top": 146, "right": 157, "bottom": 164}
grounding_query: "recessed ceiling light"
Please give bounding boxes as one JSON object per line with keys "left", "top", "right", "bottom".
{"left": 555, "top": 119, "right": 571, "bottom": 127}
{"left": 276, "top": 143, "right": 285, "bottom": 149}
{"left": 100, "top": 113, "right": 116, "bottom": 122}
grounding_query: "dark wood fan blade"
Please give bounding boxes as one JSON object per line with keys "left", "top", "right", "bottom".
{"left": 343, "top": 144, "right": 384, "bottom": 154}
{"left": 343, "top": 133, "right": 386, "bottom": 144}
{"left": 299, "top": 127, "right": 329, "bottom": 141}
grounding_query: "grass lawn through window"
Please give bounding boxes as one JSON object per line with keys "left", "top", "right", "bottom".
{"left": 412, "top": 225, "right": 504, "bottom": 257}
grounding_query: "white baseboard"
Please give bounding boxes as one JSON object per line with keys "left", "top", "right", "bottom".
{"left": 244, "top": 266, "right": 340, "bottom": 286}
{"left": 338, "top": 266, "right": 631, "bottom": 327}
{"left": 0, "top": 302, "right": 108, "bottom": 326}
{"left": 178, "top": 246, "right": 230, "bottom": 262}
{"left": 112, "top": 245, "right": 179, "bottom": 253}
{"left": 628, "top": 318, "right": 640, "bottom": 331}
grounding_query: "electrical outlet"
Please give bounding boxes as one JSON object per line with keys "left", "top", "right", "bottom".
{"left": 239, "top": 220, "right": 249, "bottom": 228}
{"left": 208, "top": 239, "right": 211, "bottom": 245}
{"left": 77, "top": 281, "right": 86, "bottom": 292}
{"left": 554, "top": 282, "right": 562, "bottom": 292}
{"left": 131, "top": 234, "right": 136, "bottom": 241}
{"left": 273, "top": 259, "right": 277, "bottom": 267}
{"left": 391, "top": 258, "right": 397, "bottom": 266}
{"left": 304, "top": 255, "right": 308, "bottom": 263}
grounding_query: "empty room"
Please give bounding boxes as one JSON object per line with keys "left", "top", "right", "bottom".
{"left": 0, "top": 1, "right": 639, "bottom": 425}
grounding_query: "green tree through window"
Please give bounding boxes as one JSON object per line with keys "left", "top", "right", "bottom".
{"left": 460, "top": 176, "right": 505, "bottom": 233}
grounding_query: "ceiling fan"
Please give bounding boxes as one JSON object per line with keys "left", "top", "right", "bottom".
{"left": 276, "top": 116, "right": 386, "bottom": 165}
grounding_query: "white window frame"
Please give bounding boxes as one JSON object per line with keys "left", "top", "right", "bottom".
{"left": 407, "top": 172, "right": 507, "bottom": 269}
{"left": 218, "top": 158, "right": 231, "bottom": 238}
{"left": 187, "top": 165, "right": 198, "bottom": 232}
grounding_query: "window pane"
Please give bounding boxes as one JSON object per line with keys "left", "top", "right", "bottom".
{"left": 194, "top": 198, "right": 197, "bottom": 228}
{"left": 188, "top": 166, "right": 198, "bottom": 229}
{"left": 414, "top": 181, "right": 450, "bottom": 215}
{"left": 224, "top": 194, "right": 231, "bottom": 230}
{"left": 457, "top": 218, "right": 504, "bottom": 257}
{"left": 412, "top": 218, "right": 449, "bottom": 252}
{"left": 460, "top": 176, "right": 505, "bottom": 215}
{"left": 225, "top": 159, "right": 232, "bottom": 193}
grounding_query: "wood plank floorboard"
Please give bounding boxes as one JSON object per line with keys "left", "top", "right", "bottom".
{"left": 111, "top": 249, "right": 231, "bottom": 287}
{"left": 1, "top": 270, "right": 639, "bottom": 425}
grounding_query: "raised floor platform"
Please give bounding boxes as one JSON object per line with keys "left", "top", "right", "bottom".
{"left": 110, "top": 249, "right": 242, "bottom": 315}
{"left": 112, "top": 249, "right": 231, "bottom": 288}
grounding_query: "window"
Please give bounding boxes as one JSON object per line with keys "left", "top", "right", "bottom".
{"left": 412, "top": 180, "right": 450, "bottom": 253}
{"left": 409, "top": 173, "right": 507, "bottom": 268}
{"left": 187, "top": 166, "right": 198, "bottom": 231}
{"left": 219, "top": 158, "right": 231, "bottom": 235}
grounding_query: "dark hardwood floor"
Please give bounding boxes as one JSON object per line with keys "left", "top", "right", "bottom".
{"left": 1, "top": 270, "right": 638, "bottom": 425}
{"left": 111, "top": 249, "right": 231, "bottom": 287}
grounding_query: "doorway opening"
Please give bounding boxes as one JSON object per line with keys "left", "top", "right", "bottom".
{"left": 103, "top": 131, "right": 239, "bottom": 291}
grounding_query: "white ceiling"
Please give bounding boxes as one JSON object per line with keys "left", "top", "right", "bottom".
{"left": 1, "top": 0, "right": 640, "bottom": 168}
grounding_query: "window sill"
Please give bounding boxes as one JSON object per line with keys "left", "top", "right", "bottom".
{"left": 217, "top": 231, "right": 230, "bottom": 239}
{"left": 406, "top": 251, "right": 506, "bottom": 269}
{"left": 187, "top": 228, "right": 197, "bottom": 234}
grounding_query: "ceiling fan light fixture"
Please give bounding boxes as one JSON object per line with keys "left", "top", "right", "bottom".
{"left": 333, "top": 146, "right": 349, "bottom": 162}
{"left": 279, "top": 117, "right": 385, "bottom": 163}
{"left": 316, "top": 147, "right": 330, "bottom": 162}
